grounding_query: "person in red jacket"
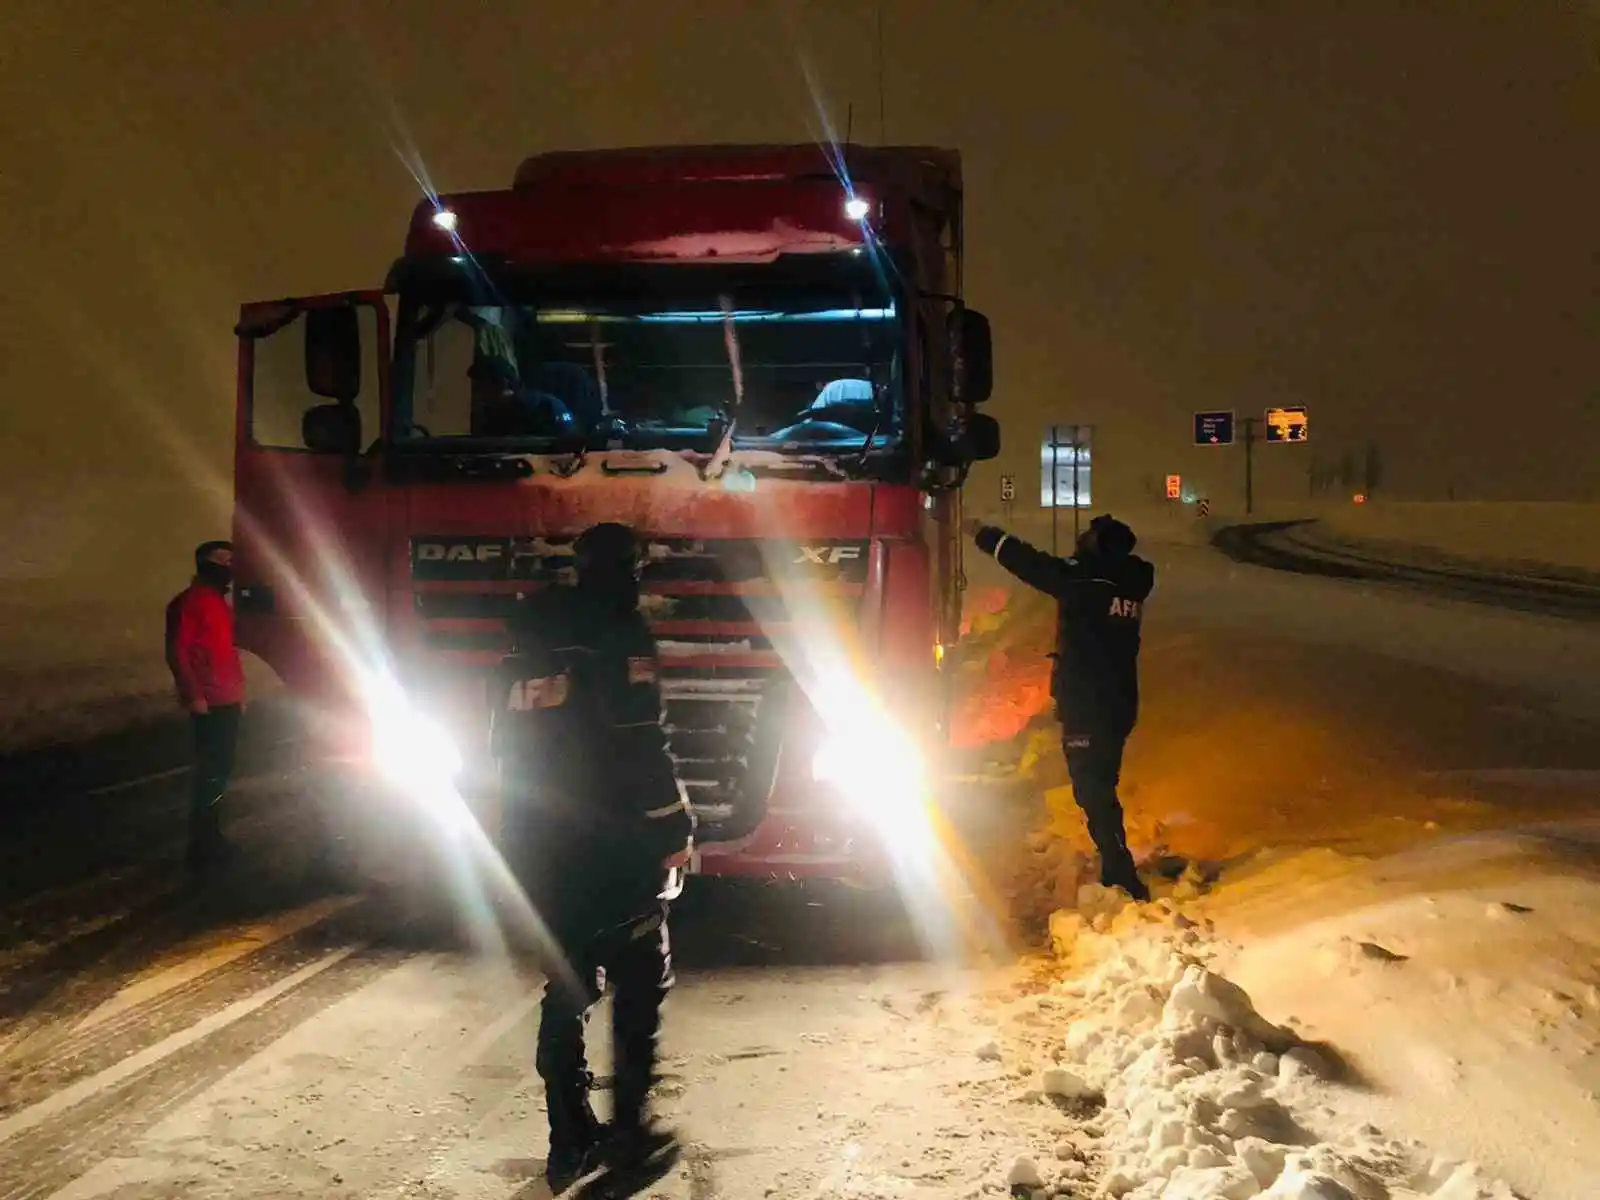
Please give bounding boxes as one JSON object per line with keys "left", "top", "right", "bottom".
{"left": 165, "top": 540, "right": 247, "bottom": 870}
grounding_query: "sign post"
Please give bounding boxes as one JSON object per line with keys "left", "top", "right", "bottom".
{"left": 1041, "top": 425, "right": 1092, "bottom": 555}
{"left": 1241, "top": 417, "right": 1258, "bottom": 515}
{"left": 1000, "top": 472, "right": 1016, "bottom": 520}
{"left": 1052, "top": 436, "right": 1059, "bottom": 554}
{"left": 1073, "top": 433, "right": 1082, "bottom": 541}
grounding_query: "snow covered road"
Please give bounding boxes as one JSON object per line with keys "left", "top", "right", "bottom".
{"left": 2, "top": 539, "right": 1597, "bottom": 1197}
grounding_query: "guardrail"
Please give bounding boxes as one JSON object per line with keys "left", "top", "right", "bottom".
{"left": 1212, "top": 520, "right": 1600, "bottom": 622}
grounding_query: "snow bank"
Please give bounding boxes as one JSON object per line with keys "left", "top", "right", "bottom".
{"left": 1209, "top": 835, "right": 1600, "bottom": 1200}
{"left": 1196, "top": 501, "right": 1600, "bottom": 576}
{"left": 1007, "top": 896, "right": 1518, "bottom": 1199}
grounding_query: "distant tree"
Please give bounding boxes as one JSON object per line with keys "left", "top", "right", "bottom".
{"left": 1309, "top": 456, "right": 1335, "bottom": 496}
{"left": 1337, "top": 449, "right": 1359, "bottom": 491}
{"left": 1363, "top": 441, "right": 1384, "bottom": 496}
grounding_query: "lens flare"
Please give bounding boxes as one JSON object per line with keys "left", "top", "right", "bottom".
{"left": 363, "top": 674, "right": 464, "bottom": 794}
{"left": 808, "top": 669, "right": 932, "bottom": 854}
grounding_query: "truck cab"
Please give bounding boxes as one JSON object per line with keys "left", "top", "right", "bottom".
{"left": 231, "top": 144, "right": 997, "bottom": 885}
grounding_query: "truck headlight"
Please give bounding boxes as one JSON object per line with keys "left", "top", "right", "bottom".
{"left": 364, "top": 679, "right": 462, "bottom": 793}
{"left": 811, "top": 723, "right": 927, "bottom": 834}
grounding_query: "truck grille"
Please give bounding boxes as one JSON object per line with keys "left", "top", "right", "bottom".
{"left": 407, "top": 535, "right": 870, "bottom": 826}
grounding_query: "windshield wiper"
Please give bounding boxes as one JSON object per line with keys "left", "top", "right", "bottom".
{"left": 699, "top": 296, "right": 744, "bottom": 481}
{"left": 851, "top": 391, "right": 889, "bottom": 473}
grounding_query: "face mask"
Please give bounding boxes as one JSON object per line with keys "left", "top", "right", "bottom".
{"left": 198, "top": 561, "right": 233, "bottom": 590}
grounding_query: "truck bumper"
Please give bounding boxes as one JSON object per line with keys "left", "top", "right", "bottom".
{"left": 687, "top": 780, "right": 920, "bottom": 885}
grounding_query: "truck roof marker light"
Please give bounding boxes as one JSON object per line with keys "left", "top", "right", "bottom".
{"left": 431, "top": 208, "right": 459, "bottom": 233}
{"left": 844, "top": 195, "right": 871, "bottom": 221}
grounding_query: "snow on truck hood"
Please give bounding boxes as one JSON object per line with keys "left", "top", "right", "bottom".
{"left": 489, "top": 448, "right": 854, "bottom": 486}
{"left": 594, "top": 219, "right": 862, "bottom": 263}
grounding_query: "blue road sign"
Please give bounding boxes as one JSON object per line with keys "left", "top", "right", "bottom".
{"left": 1264, "top": 406, "right": 1309, "bottom": 443}
{"left": 1194, "top": 410, "right": 1235, "bottom": 446}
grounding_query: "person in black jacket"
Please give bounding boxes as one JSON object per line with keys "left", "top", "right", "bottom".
{"left": 490, "top": 522, "right": 693, "bottom": 1192}
{"left": 965, "top": 513, "right": 1156, "bottom": 901}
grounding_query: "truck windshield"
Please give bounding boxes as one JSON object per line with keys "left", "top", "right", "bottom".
{"left": 392, "top": 289, "right": 901, "bottom": 454}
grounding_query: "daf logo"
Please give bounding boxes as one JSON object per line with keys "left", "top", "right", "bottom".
{"left": 794, "top": 544, "right": 863, "bottom": 566}
{"left": 416, "top": 542, "right": 504, "bottom": 564}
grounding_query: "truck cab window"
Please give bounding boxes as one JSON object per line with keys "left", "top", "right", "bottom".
{"left": 393, "top": 292, "right": 901, "bottom": 455}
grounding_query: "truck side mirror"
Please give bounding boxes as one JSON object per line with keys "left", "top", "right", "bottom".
{"left": 950, "top": 307, "right": 993, "bottom": 405}
{"left": 305, "top": 307, "right": 362, "bottom": 402}
{"left": 966, "top": 413, "right": 1001, "bottom": 462}
{"left": 303, "top": 403, "right": 363, "bottom": 455}
{"left": 928, "top": 412, "right": 1002, "bottom": 467}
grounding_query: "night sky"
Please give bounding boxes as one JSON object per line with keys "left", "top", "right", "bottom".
{"left": 1, "top": 2, "right": 1595, "bottom": 606}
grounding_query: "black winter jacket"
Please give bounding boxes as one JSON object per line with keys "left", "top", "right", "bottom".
{"left": 974, "top": 526, "right": 1155, "bottom": 736}
{"left": 490, "top": 586, "right": 693, "bottom": 874}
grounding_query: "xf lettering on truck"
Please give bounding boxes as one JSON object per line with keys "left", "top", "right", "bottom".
{"left": 794, "top": 545, "right": 864, "bottom": 566}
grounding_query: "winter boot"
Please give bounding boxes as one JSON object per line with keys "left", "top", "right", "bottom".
{"left": 1107, "top": 869, "right": 1151, "bottom": 904}
{"left": 602, "top": 1120, "right": 680, "bottom": 1177}
{"left": 1097, "top": 838, "right": 1150, "bottom": 903}
{"left": 545, "top": 1088, "right": 604, "bottom": 1193}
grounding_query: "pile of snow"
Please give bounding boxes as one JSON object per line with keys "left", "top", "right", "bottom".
{"left": 1006, "top": 895, "right": 1517, "bottom": 1199}
{"left": 1211, "top": 836, "right": 1600, "bottom": 1200}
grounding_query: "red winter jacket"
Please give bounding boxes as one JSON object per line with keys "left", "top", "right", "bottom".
{"left": 165, "top": 582, "right": 246, "bottom": 708}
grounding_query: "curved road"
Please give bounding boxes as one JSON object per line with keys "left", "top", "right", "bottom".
{"left": 1212, "top": 519, "right": 1600, "bottom": 620}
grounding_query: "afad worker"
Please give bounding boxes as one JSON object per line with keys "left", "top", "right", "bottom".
{"left": 965, "top": 514, "right": 1155, "bottom": 901}
{"left": 490, "top": 522, "right": 694, "bottom": 1193}
{"left": 164, "top": 539, "right": 246, "bottom": 872}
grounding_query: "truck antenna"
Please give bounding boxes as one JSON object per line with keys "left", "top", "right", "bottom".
{"left": 876, "top": 4, "right": 886, "bottom": 142}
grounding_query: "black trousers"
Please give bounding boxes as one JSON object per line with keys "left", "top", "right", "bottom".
{"left": 1061, "top": 727, "right": 1138, "bottom": 884}
{"left": 190, "top": 704, "right": 241, "bottom": 855}
{"left": 536, "top": 894, "right": 674, "bottom": 1154}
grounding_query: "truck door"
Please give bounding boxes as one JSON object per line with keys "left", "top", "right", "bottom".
{"left": 231, "top": 292, "right": 391, "bottom": 701}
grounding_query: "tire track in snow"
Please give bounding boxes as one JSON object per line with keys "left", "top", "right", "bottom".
{"left": 0, "top": 945, "right": 392, "bottom": 1200}
{"left": 0, "top": 774, "right": 329, "bottom": 990}
{"left": 0, "top": 899, "right": 364, "bottom": 1114}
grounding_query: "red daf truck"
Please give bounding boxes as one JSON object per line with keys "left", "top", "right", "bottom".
{"left": 230, "top": 143, "right": 997, "bottom": 884}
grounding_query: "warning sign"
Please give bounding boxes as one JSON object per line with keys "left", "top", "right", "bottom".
{"left": 1165, "top": 474, "right": 1182, "bottom": 499}
{"left": 1265, "top": 407, "right": 1309, "bottom": 443}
